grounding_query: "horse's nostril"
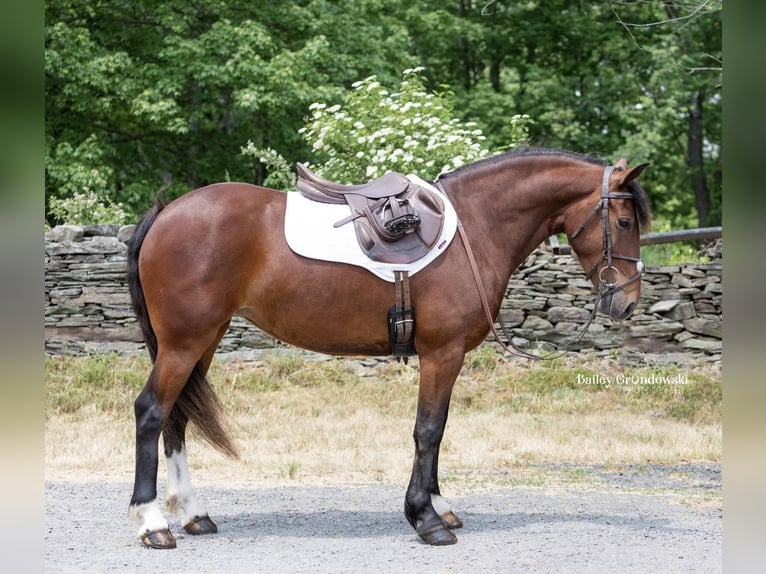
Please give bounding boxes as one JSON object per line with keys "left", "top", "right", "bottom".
{"left": 624, "top": 301, "right": 635, "bottom": 317}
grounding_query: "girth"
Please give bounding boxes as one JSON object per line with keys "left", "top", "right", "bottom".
{"left": 296, "top": 163, "right": 450, "bottom": 361}
{"left": 388, "top": 270, "right": 416, "bottom": 363}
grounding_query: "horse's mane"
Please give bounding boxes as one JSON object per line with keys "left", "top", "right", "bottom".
{"left": 443, "top": 146, "right": 652, "bottom": 228}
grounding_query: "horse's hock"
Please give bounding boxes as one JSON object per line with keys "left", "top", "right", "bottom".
{"left": 44, "top": 224, "right": 722, "bottom": 360}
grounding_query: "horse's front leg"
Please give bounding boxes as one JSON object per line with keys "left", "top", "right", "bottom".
{"left": 405, "top": 349, "right": 465, "bottom": 545}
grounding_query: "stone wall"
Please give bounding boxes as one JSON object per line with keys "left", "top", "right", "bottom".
{"left": 495, "top": 246, "right": 722, "bottom": 359}
{"left": 45, "top": 225, "right": 722, "bottom": 360}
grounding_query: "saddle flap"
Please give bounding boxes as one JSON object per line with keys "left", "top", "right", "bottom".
{"left": 345, "top": 184, "right": 446, "bottom": 264}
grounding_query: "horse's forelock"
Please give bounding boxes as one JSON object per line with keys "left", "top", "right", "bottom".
{"left": 626, "top": 179, "right": 652, "bottom": 230}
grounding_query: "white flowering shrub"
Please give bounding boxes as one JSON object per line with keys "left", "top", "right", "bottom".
{"left": 300, "top": 68, "right": 496, "bottom": 182}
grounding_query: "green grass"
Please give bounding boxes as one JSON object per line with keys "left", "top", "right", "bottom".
{"left": 45, "top": 348, "right": 721, "bottom": 426}
{"left": 45, "top": 354, "right": 149, "bottom": 415}
{"left": 457, "top": 349, "right": 720, "bottom": 425}
{"left": 46, "top": 349, "right": 721, "bottom": 486}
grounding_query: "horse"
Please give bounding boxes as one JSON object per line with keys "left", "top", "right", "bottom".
{"left": 126, "top": 147, "right": 650, "bottom": 549}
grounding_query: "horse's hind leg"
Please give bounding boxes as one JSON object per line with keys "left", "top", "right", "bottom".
{"left": 130, "top": 340, "right": 226, "bottom": 548}
{"left": 164, "top": 424, "right": 219, "bottom": 536}
{"left": 164, "top": 324, "right": 230, "bottom": 537}
{"left": 129, "top": 350, "right": 198, "bottom": 549}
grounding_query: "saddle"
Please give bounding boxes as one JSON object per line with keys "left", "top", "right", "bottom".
{"left": 296, "top": 163, "right": 446, "bottom": 264}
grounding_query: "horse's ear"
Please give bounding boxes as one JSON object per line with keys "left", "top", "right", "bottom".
{"left": 614, "top": 157, "right": 628, "bottom": 170}
{"left": 618, "top": 163, "right": 649, "bottom": 187}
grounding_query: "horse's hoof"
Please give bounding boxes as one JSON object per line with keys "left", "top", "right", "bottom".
{"left": 440, "top": 510, "right": 463, "bottom": 530}
{"left": 183, "top": 514, "right": 218, "bottom": 535}
{"left": 417, "top": 523, "right": 458, "bottom": 546}
{"left": 139, "top": 528, "right": 176, "bottom": 549}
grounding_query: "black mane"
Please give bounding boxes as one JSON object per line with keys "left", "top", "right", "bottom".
{"left": 444, "top": 146, "right": 652, "bottom": 229}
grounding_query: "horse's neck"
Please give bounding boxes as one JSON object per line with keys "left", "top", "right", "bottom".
{"left": 445, "top": 161, "right": 597, "bottom": 291}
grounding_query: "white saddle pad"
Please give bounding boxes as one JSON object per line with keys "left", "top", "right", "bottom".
{"left": 284, "top": 175, "right": 458, "bottom": 282}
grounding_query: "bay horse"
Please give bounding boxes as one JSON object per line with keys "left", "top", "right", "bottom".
{"left": 126, "top": 147, "right": 650, "bottom": 548}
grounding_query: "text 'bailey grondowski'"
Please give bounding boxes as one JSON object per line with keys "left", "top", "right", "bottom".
{"left": 576, "top": 372, "right": 690, "bottom": 389}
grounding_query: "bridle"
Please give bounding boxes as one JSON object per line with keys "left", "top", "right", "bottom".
{"left": 436, "top": 164, "right": 644, "bottom": 361}
{"left": 569, "top": 165, "right": 645, "bottom": 294}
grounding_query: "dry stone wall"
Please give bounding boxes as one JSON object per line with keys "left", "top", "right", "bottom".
{"left": 496, "top": 248, "right": 721, "bottom": 359}
{"left": 45, "top": 225, "right": 722, "bottom": 360}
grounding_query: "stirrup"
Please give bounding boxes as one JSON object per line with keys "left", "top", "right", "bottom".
{"left": 385, "top": 212, "right": 421, "bottom": 235}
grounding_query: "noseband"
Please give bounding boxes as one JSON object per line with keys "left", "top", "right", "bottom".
{"left": 569, "top": 165, "right": 645, "bottom": 294}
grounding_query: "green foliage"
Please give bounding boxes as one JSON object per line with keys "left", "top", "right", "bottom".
{"left": 47, "top": 190, "right": 130, "bottom": 226}
{"left": 641, "top": 243, "right": 709, "bottom": 266}
{"left": 407, "top": 1, "right": 721, "bottom": 230}
{"left": 45, "top": 134, "right": 113, "bottom": 200}
{"left": 240, "top": 143, "right": 296, "bottom": 191}
{"left": 45, "top": 0, "right": 417, "bottom": 216}
{"left": 640, "top": 218, "right": 712, "bottom": 265}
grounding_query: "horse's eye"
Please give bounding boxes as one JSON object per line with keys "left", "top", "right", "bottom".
{"left": 617, "top": 218, "right": 631, "bottom": 229}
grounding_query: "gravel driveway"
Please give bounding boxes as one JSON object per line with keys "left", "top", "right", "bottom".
{"left": 45, "top": 463, "right": 720, "bottom": 573}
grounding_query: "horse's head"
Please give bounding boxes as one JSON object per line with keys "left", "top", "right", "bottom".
{"left": 565, "top": 159, "right": 651, "bottom": 321}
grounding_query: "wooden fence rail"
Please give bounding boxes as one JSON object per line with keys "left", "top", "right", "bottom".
{"left": 549, "top": 226, "right": 722, "bottom": 254}
{"left": 639, "top": 226, "right": 722, "bottom": 246}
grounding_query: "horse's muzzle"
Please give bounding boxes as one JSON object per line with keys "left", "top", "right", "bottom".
{"left": 598, "top": 290, "right": 638, "bottom": 321}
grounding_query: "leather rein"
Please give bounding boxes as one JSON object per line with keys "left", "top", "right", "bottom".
{"left": 436, "top": 165, "right": 645, "bottom": 361}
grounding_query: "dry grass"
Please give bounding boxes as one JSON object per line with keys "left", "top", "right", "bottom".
{"left": 45, "top": 349, "right": 721, "bottom": 492}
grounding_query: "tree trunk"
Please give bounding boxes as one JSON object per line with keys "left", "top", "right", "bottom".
{"left": 490, "top": 56, "right": 501, "bottom": 92}
{"left": 687, "top": 89, "right": 710, "bottom": 227}
{"left": 459, "top": 0, "right": 472, "bottom": 90}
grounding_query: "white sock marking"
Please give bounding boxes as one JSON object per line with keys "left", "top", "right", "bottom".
{"left": 166, "top": 446, "right": 208, "bottom": 525}
{"left": 129, "top": 500, "right": 168, "bottom": 538}
{"left": 431, "top": 493, "right": 452, "bottom": 516}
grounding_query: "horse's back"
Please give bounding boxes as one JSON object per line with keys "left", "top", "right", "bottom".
{"left": 152, "top": 182, "right": 284, "bottom": 228}
{"left": 143, "top": 182, "right": 285, "bottom": 254}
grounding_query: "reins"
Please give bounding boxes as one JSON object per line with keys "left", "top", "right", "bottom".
{"left": 435, "top": 165, "right": 645, "bottom": 361}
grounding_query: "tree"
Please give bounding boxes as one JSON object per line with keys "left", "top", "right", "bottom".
{"left": 401, "top": 0, "right": 722, "bottom": 229}
{"left": 299, "top": 69, "right": 505, "bottom": 182}
{"left": 45, "top": 0, "right": 417, "bottom": 220}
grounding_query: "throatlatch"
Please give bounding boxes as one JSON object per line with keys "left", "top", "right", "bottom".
{"left": 388, "top": 270, "right": 416, "bottom": 362}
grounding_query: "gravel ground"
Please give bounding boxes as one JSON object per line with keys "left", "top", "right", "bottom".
{"left": 45, "top": 463, "right": 721, "bottom": 573}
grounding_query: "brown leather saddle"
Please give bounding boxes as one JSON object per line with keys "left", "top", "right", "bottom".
{"left": 296, "top": 163, "right": 446, "bottom": 264}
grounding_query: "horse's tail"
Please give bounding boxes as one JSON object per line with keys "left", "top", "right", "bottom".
{"left": 127, "top": 197, "right": 164, "bottom": 363}
{"left": 127, "top": 196, "right": 239, "bottom": 459}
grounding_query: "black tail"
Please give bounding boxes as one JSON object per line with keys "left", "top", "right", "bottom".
{"left": 127, "top": 197, "right": 239, "bottom": 459}
{"left": 127, "top": 197, "right": 164, "bottom": 363}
